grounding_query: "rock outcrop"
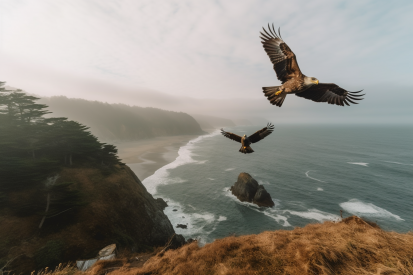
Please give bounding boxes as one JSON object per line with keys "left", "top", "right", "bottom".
{"left": 230, "top": 173, "right": 275, "bottom": 207}
{"left": 155, "top": 198, "right": 168, "bottom": 210}
{"left": 253, "top": 185, "right": 275, "bottom": 207}
{"left": 176, "top": 224, "right": 187, "bottom": 229}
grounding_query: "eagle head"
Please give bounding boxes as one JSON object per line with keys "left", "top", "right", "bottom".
{"left": 243, "top": 134, "right": 247, "bottom": 137}
{"left": 304, "top": 76, "right": 319, "bottom": 86}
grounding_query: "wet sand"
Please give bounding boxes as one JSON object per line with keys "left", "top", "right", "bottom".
{"left": 115, "top": 135, "right": 198, "bottom": 181}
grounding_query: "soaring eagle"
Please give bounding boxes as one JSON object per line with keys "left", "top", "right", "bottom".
{"left": 260, "top": 24, "right": 364, "bottom": 107}
{"left": 221, "top": 123, "right": 274, "bottom": 154}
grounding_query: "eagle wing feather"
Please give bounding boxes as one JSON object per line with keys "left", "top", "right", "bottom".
{"left": 260, "top": 24, "right": 302, "bottom": 83}
{"left": 248, "top": 123, "right": 275, "bottom": 143}
{"left": 295, "top": 83, "right": 364, "bottom": 106}
{"left": 221, "top": 129, "right": 242, "bottom": 143}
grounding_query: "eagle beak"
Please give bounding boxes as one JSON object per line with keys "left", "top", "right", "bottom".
{"left": 313, "top": 80, "right": 319, "bottom": 85}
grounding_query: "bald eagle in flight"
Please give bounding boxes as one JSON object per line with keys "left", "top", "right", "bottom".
{"left": 221, "top": 123, "right": 274, "bottom": 154}
{"left": 260, "top": 24, "right": 364, "bottom": 107}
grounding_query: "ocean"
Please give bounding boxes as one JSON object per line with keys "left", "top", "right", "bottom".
{"left": 140, "top": 125, "right": 413, "bottom": 244}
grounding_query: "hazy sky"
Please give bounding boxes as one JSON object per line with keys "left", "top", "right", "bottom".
{"left": 1, "top": 0, "right": 412, "bottom": 123}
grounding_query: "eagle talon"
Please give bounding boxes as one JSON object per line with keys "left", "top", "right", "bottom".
{"left": 274, "top": 90, "right": 282, "bottom": 96}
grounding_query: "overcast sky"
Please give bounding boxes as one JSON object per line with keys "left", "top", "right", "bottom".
{"left": 1, "top": 0, "right": 412, "bottom": 124}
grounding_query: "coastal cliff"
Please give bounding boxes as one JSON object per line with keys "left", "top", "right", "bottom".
{"left": 0, "top": 165, "right": 184, "bottom": 274}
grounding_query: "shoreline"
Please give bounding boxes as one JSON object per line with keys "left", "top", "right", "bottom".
{"left": 115, "top": 135, "right": 201, "bottom": 181}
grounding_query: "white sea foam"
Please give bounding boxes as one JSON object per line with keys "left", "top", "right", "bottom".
{"left": 305, "top": 170, "right": 326, "bottom": 183}
{"left": 348, "top": 162, "right": 369, "bottom": 167}
{"left": 142, "top": 130, "right": 220, "bottom": 194}
{"left": 286, "top": 209, "right": 340, "bottom": 222}
{"left": 340, "top": 199, "right": 404, "bottom": 221}
{"left": 263, "top": 210, "right": 291, "bottom": 227}
{"left": 139, "top": 130, "right": 227, "bottom": 244}
{"left": 225, "top": 168, "right": 236, "bottom": 171}
{"left": 258, "top": 180, "right": 271, "bottom": 185}
{"left": 222, "top": 188, "right": 291, "bottom": 227}
{"left": 160, "top": 197, "right": 228, "bottom": 245}
{"left": 223, "top": 188, "right": 338, "bottom": 225}
{"left": 384, "top": 161, "right": 413, "bottom": 166}
{"left": 317, "top": 188, "right": 323, "bottom": 191}
{"left": 217, "top": 216, "right": 227, "bottom": 222}
{"left": 207, "top": 178, "right": 215, "bottom": 181}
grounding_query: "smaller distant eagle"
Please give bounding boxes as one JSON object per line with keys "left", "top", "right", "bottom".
{"left": 221, "top": 123, "right": 274, "bottom": 154}
{"left": 260, "top": 24, "right": 364, "bottom": 107}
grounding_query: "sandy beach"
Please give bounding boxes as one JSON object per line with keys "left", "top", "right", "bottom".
{"left": 115, "top": 135, "right": 199, "bottom": 181}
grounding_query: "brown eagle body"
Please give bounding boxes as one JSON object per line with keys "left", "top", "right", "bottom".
{"left": 221, "top": 123, "right": 274, "bottom": 154}
{"left": 260, "top": 24, "right": 364, "bottom": 107}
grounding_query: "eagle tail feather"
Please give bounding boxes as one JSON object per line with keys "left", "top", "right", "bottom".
{"left": 239, "top": 146, "right": 254, "bottom": 154}
{"left": 263, "top": 86, "right": 287, "bottom": 107}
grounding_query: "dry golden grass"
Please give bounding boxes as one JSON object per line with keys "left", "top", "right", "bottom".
{"left": 31, "top": 264, "right": 78, "bottom": 275}
{"left": 90, "top": 216, "right": 413, "bottom": 275}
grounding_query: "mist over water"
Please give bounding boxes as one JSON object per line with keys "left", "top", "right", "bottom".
{"left": 141, "top": 125, "right": 413, "bottom": 244}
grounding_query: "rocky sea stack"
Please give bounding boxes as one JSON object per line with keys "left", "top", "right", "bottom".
{"left": 230, "top": 172, "right": 274, "bottom": 207}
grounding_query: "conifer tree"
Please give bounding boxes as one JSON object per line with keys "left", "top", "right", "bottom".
{"left": 100, "top": 144, "right": 122, "bottom": 165}
{"left": 0, "top": 81, "right": 122, "bottom": 201}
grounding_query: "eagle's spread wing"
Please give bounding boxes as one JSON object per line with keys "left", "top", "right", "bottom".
{"left": 260, "top": 24, "right": 302, "bottom": 83}
{"left": 221, "top": 129, "right": 242, "bottom": 143}
{"left": 295, "top": 83, "right": 364, "bottom": 106}
{"left": 248, "top": 123, "right": 275, "bottom": 144}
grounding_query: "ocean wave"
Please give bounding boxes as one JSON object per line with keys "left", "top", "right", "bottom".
{"left": 384, "top": 161, "right": 413, "bottom": 166}
{"left": 225, "top": 168, "right": 236, "bottom": 171}
{"left": 263, "top": 210, "right": 291, "bottom": 227}
{"left": 317, "top": 187, "right": 323, "bottom": 191}
{"left": 339, "top": 199, "right": 404, "bottom": 221}
{"left": 142, "top": 130, "right": 220, "bottom": 194}
{"left": 347, "top": 162, "right": 369, "bottom": 167}
{"left": 305, "top": 170, "right": 326, "bottom": 183}
{"left": 258, "top": 180, "right": 271, "bottom": 185}
{"left": 160, "top": 197, "right": 227, "bottom": 245}
{"left": 286, "top": 209, "right": 340, "bottom": 222}
{"left": 223, "top": 188, "right": 339, "bottom": 225}
{"left": 222, "top": 187, "right": 291, "bottom": 227}
{"left": 217, "top": 216, "right": 227, "bottom": 222}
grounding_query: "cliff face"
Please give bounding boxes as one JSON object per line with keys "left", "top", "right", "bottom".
{"left": 0, "top": 165, "right": 183, "bottom": 274}
{"left": 39, "top": 96, "right": 205, "bottom": 141}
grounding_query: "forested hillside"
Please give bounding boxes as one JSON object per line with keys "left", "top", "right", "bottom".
{"left": 39, "top": 96, "right": 205, "bottom": 141}
{"left": 0, "top": 82, "right": 183, "bottom": 273}
{"left": 0, "top": 81, "right": 123, "bottom": 218}
{"left": 0, "top": 83, "right": 122, "bottom": 191}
